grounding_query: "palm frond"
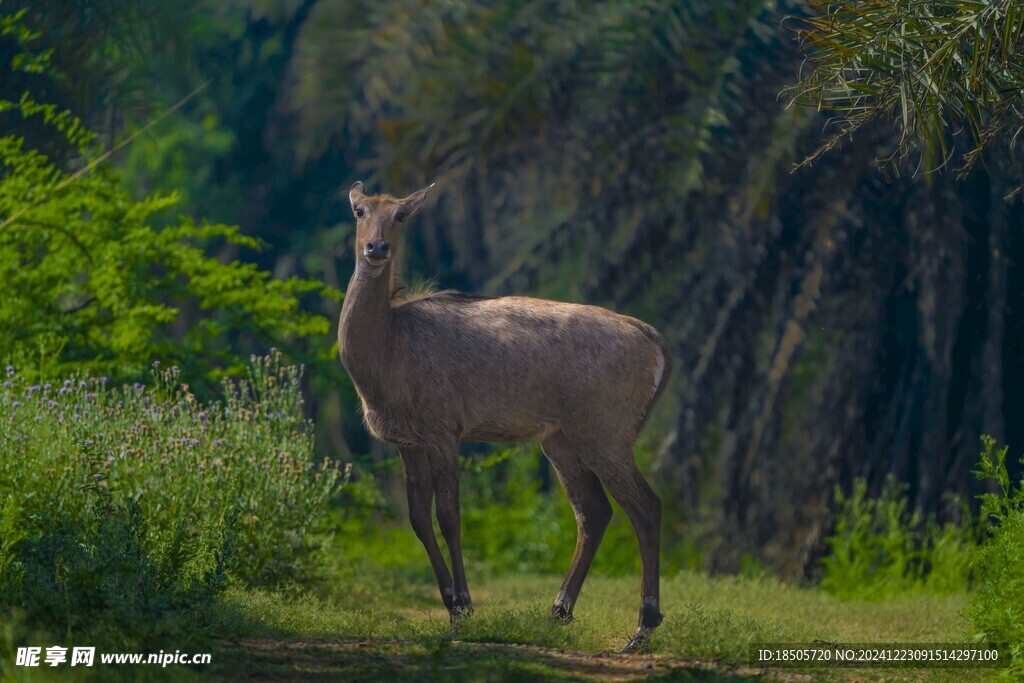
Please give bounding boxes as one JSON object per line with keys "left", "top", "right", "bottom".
{"left": 789, "top": 0, "right": 1024, "bottom": 176}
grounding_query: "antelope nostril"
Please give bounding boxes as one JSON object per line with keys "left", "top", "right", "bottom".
{"left": 364, "top": 240, "right": 390, "bottom": 260}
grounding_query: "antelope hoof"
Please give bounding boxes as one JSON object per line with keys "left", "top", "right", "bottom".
{"left": 451, "top": 603, "right": 474, "bottom": 619}
{"left": 446, "top": 608, "right": 472, "bottom": 640}
{"left": 551, "top": 602, "right": 574, "bottom": 624}
{"left": 452, "top": 591, "right": 473, "bottom": 614}
{"left": 620, "top": 626, "right": 654, "bottom": 654}
{"left": 449, "top": 597, "right": 473, "bottom": 629}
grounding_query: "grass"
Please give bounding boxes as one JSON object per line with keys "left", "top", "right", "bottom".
{"left": 0, "top": 527, "right": 995, "bottom": 682}
{"left": 198, "top": 531, "right": 983, "bottom": 682}
{"left": 223, "top": 567, "right": 970, "bottom": 651}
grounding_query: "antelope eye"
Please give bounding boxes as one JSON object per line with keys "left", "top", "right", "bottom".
{"left": 355, "top": 208, "right": 364, "bottom": 218}
{"left": 395, "top": 211, "right": 406, "bottom": 223}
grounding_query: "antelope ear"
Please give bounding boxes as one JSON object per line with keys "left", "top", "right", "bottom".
{"left": 349, "top": 181, "right": 366, "bottom": 209}
{"left": 400, "top": 183, "right": 434, "bottom": 217}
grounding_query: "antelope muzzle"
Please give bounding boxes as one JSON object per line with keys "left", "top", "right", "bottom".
{"left": 363, "top": 239, "right": 391, "bottom": 265}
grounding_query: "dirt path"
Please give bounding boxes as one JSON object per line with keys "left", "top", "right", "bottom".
{"left": 220, "top": 638, "right": 825, "bottom": 682}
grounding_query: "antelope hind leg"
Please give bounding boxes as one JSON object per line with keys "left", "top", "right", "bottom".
{"left": 586, "top": 452, "right": 663, "bottom": 653}
{"left": 542, "top": 431, "right": 612, "bottom": 623}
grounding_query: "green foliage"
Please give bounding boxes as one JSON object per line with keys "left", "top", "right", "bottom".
{"left": 0, "top": 356, "right": 343, "bottom": 642}
{"left": 820, "top": 477, "right": 976, "bottom": 600}
{"left": 460, "top": 447, "right": 570, "bottom": 575}
{"left": 4, "top": 500, "right": 226, "bottom": 652}
{"left": 970, "top": 436, "right": 1024, "bottom": 679}
{"left": 792, "top": 0, "right": 1024, "bottom": 175}
{"left": 0, "top": 19, "right": 337, "bottom": 385}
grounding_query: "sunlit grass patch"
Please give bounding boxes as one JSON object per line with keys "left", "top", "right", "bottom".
{"left": 214, "top": 565, "right": 972, "bottom": 656}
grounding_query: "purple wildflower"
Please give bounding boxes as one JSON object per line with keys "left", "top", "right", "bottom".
{"left": 5, "top": 366, "right": 13, "bottom": 376}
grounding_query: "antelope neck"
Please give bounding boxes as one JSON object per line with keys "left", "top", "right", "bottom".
{"left": 339, "top": 259, "right": 394, "bottom": 364}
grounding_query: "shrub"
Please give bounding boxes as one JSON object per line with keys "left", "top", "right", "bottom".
{"left": 0, "top": 10, "right": 337, "bottom": 387}
{"left": 0, "top": 354, "right": 343, "bottom": 639}
{"left": 970, "top": 436, "right": 1024, "bottom": 679}
{"left": 821, "top": 477, "right": 975, "bottom": 601}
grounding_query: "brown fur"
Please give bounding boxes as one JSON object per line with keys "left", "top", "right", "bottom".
{"left": 338, "top": 182, "right": 672, "bottom": 651}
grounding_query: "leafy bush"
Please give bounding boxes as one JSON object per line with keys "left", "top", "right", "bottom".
{"left": 0, "top": 355, "right": 342, "bottom": 639}
{"left": 821, "top": 477, "right": 976, "bottom": 601}
{"left": 0, "top": 10, "right": 336, "bottom": 386}
{"left": 970, "top": 436, "right": 1024, "bottom": 679}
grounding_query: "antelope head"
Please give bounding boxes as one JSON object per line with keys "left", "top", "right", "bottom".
{"left": 348, "top": 181, "right": 433, "bottom": 275}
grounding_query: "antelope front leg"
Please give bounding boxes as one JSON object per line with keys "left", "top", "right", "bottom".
{"left": 430, "top": 445, "right": 472, "bottom": 622}
{"left": 400, "top": 449, "right": 456, "bottom": 614}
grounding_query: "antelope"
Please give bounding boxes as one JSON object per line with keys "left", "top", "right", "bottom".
{"left": 338, "top": 182, "right": 672, "bottom": 652}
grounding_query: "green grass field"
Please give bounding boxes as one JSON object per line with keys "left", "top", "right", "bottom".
{"left": 214, "top": 571, "right": 981, "bottom": 681}
{"left": 0, "top": 527, "right": 998, "bottom": 682}
{"left": 199, "top": 528, "right": 985, "bottom": 682}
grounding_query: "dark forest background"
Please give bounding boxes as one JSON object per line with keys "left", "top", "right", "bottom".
{"left": 4, "top": 0, "right": 1024, "bottom": 581}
